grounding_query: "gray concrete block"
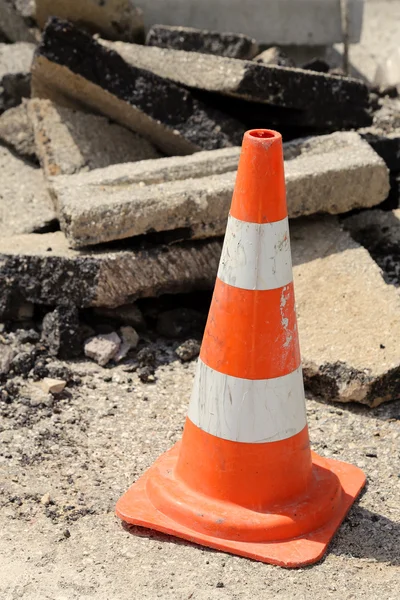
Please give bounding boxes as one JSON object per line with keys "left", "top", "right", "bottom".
{"left": 135, "top": 0, "right": 364, "bottom": 46}
{"left": 146, "top": 24, "right": 259, "bottom": 59}
{"left": 0, "top": 145, "right": 56, "bottom": 237}
{"left": 27, "top": 98, "right": 161, "bottom": 177}
{"left": 0, "top": 101, "right": 36, "bottom": 160}
{"left": 102, "top": 39, "right": 371, "bottom": 129}
{"left": 0, "top": 42, "right": 34, "bottom": 112}
{"left": 50, "top": 132, "right": 390, "bottom": 248}
{"left": 35, "top": 0, "right": 144, "bottom": 42}
{"left": 0, "top": 232, "right": 223, "bottom": 314}
{"left": 0, "top": 0, "right": 37, "bottom": 42}
{"left": 292, "top": 216, "right": 400, "bottom": 407}
{"left": 31, "top": 18, "right": 244, "bottom": 155}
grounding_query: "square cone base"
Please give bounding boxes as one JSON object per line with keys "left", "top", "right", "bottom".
{"left": 116, "top": 443, "right": 366, "bottom": 568}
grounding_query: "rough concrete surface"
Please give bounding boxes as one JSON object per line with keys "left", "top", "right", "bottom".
{"left": 51, "top": 132, "right": 389, "bottom": 248}
{"left": 35, "top": 0, "right": 145, "bottom": 42}
{"left": 31, "top": 19, "right": 244, "bottom": 155}
{"left": 0, "top": 355, "right": 399, "bottom": 600}
{"left": 293, "top": 216, "right": 400, "bottom": 407}
{"left": 0, "top": 145, "right": 56, "bottom": 236}
{"left": 0, "top": 101, "right": 36, "bottom": 160}
{"left": 146, "top": 24, "right": 259, "bottom": 59}
{"left": 101, "top": 39, "right": 371, "bottom": 128}
{"left": 0, "top": 232, "right": 223, "bottom": 314}
{"left": 0, "top": 41, "right": 34, "bottom": 112}
{"left": 27, "top": 98, "right": 161, "bottom": 177}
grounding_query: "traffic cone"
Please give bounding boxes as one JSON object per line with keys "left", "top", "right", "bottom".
{"left": 116, "top": 129, "right": 366, "bottom": 567}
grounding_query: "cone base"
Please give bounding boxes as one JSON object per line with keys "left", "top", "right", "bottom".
{"left": 116, "top": 443, "right": 366, "bottom": 568}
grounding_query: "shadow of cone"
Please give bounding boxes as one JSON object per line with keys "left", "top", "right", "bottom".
{"left": 116, "top": 129, "right": 366, "bottom": 567}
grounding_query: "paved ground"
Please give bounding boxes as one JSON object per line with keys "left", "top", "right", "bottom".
{"left": 0, "top": 352, "right": 399, "bottom": 600}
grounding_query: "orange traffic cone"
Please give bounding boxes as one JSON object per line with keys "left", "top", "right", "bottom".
{"left": 116, "top": 129, "right": 366, "bottom": 567}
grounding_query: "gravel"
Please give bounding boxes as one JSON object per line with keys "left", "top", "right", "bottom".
{"left": 0, "top": 346, "right": 399, "bottom": 599}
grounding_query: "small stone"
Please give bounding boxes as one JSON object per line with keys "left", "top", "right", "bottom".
{"left": 120, "top": 326, "right": 139, "bottom": 349}
{"left": 137, "top": 366, "right": 155, "bottom": 383}
{"left": 137, "top": 347, "right": 156, "bottom": 367}
{"left": 11, "top": 350, "right": 35, "bottom": 376}
{"left": 175, "top": 339, "right": 201, "bottom": 362}
{"left": 0, "top": 345, "right": 15, "bottom": 376}
{"left": 0, "top": 102, "right": 36, "bottom": 161}
{"left": 41, "top": 306, "right": 81, "bottom": 359}
{"left": 40, "top": 492, "right": 51, "bottom": 505}
{"left": 38, "top": 377, "right": 66, "bottom": 394}
{"left": 84, "top": 332, "right": 121, "bottom": 366}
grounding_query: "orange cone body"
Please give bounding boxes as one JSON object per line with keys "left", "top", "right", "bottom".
{"left": 116, "top": 130, "right": 366, "bottom": 567}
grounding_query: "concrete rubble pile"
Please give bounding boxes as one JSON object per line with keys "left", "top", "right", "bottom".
{"left": 0, "top": 1, "right": 399, "bottom": 407}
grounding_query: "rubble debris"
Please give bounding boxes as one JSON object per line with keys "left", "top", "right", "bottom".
{"left": 0, "top": 0, "right": 37, "bottom": 43}
{"left": 175, "top": 339, "right": 201, "bottom": 362}
{"left": 253, "top": 47, "right": 294, "bottom": 68}
{"left": 156, "top": 308, "right": 206, "bottom": 338}
{"left": 343, "top": 209, "right": 400, "bottom": 287}
{"left": 120, "top": 326, "right": 139, "bottom": 349}
{"left": 93, "top": 304, "right": 145, "bottom": 330}
{"left": 293, "top": 216, "right": 400, "bottom": 407}
{"left": 41, "top": 306, "right": 81, "bottom": 359}
{"left": 0, "top": 102, "right": 36, "bottom": 161}
{"left": 0, "top": 232, "right": 223, "bottom": 312}
{"left": 0, "top": 345, "right": 15, "bottom": 377}
{"left": 114, "top": 325, "right": 139, "bottom": 361}
{"left": 35, "top": 0, "right": 145, "bottom": 42}
{"left": 103, "top": 40, "right": 372, "bottom": 129}
{"left": 0, "top": 42, "right": 34, "bottom": 112}
{"left": 38, "top": 377, "right": 66, "bottom": 394}
{"left": 373, "top": 47, "right": 400, "bottom": 95}
{"left": 146, "top": 24, "right": 259, "bottom": 59}
{"left": 0, "top": 146, "right": 56, "bottom": 237}
{"left": 27, "top": 98, "right": 161, "bottom": 177}
{"left": 51, "top": 132, "right": 389, "bottom": 248}
{"left": 84, "top": 332, "right": 121, "bottom": 366}
{"left": 31, "top": 19, "right": 244, "bottom": 155}
{"left": 134, "top": 0, "right": 364, "bottom": 46}
{"left": 40, "top": 492, "right": 51, "bottom": 505}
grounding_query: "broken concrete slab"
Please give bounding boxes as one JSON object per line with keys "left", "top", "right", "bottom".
{"left": 102, "top": 39, "right": 372, "bottom": 129}
{"left": 27, "top": 98, "right": 161, "bottom": 177}
{"left": 0, "top": 0, "right": 37, "bottom": 42}
{"left": 135, "top": 0, "right": 364, "bottom": 46}
{"left": 292, "top": 216, "right": 400, "bottom": 407}
{"left": 50, "top": 132, "right": 390, "bottom": 248}
{"left": 343, "top": 208, "right": 400, "bottom": 287}
{"left": 0, "top": 146, "right": 56, "bottom": 237}
{"left": 145, "top": 24, "right": 259, "bottom": 59}
{"left": 0, "top": 101, "right": 36, "bottom": 160}
{"left": 0, "top": 232, "right": 223, "bottom": 315}
{"left": 31, "top": 18, "right": 244, "bottom": 155}
{"left": 35, "top": 0, "right": 145, "bottom": 42}
{"left": 0, "top": 42, "right": 34, "bottom": 112}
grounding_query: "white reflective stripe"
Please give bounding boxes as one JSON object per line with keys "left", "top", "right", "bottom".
{"left": 217, "top": 215, "right": 293, "bottom": 291}
{"left": 188, "top": 360, "right": 307, "bottom": 443}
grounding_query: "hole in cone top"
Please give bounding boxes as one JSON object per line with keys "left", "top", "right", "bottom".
{"left": 248, "top": 129, "right": 279, "bottom": 139}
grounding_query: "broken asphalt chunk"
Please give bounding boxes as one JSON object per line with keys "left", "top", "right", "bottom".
{"left": 31, "top": 18, "right": 244, "bottom": 155}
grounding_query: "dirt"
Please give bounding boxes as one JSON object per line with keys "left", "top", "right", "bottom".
{"left": 0, "top": 340, "right": 399, "bottom": 600}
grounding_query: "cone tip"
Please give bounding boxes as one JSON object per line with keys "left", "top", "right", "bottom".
{"left": 245, "top": 129, "right": 282, "bottom": 145}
